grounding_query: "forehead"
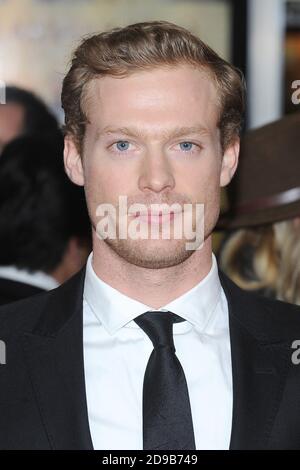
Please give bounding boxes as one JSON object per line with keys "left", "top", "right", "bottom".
{"left": 0, "top": 102, "right": 24, "bottom": 124}
{"left": 0, "top": 103, "right": 24, "bottom": 145}
{"left": 83, "top": 65, "right": 220, "bottom": 133}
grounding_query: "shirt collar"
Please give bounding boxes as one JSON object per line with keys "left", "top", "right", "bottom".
{"left": 83, "top": 251, "right": 222, "bottom": 336}
{"left": 0, "top": 265, "right": 59, "bottom": 291}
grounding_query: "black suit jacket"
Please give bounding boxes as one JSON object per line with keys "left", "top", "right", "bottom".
{"left": 1, "top": 265, "right": 300, "bottom": 450}
{"left": 0, "top": 277, "right": 44, "bottom": 306}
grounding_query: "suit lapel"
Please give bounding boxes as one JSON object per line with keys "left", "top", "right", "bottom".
{"left": 219, "top": 271, "right": 292, "bottom": 449}
{"left": 22, "top": 267, "right": 93, "bottom": 450}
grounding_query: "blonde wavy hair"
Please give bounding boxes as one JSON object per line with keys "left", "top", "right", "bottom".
{"left": 61, "top": 20, "right": 245, "bottom": 154}
{"left": 219, "top": 219, "right": 300, "bottom": 305}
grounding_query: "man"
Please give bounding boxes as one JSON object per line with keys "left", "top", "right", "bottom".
{"left": 0, "top": 132, "right": 91, "bottom": 305}
{"left": 0, "top": 21, "right": 300, "bottom": 450}
{"left": 0, "top": 86, "right": 59, "bottom": 154}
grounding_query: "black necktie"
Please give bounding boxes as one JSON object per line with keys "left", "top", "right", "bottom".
{"left": 134, "top": 310, "right": 196, "bottom": 450}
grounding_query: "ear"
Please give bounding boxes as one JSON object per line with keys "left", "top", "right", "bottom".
{"left": 220, "top": 138, "right": 240, "bottom": 187}
{"left": 63, "top": 135, "right": 84, "bottom": 186}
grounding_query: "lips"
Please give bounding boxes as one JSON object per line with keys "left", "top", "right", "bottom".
{"left": 133, "top": 210, "right": 182, "bottom": 223}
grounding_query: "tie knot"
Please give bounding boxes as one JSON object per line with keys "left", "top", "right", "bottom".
{"left": 134, "top": 311, "right": 185, "bottom": 351}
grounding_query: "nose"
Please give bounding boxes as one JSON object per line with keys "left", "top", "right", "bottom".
{"left": 138, "top": 147, "right": 175, "bottom": 194}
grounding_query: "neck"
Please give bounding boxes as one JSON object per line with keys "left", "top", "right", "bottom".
{"left": 91, "top": 234, "right": 213, "bottom": 309}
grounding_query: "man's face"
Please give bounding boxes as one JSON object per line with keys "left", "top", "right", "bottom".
{"left": 64, "top": 64, "right": 239, "bottom": 269}
{"left": 0, "top": 103, "right": 24, "bottom": 153}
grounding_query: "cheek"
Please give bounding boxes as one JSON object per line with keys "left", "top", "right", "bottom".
{"left": 181, "top": 156, "right": 221, "bottom": 201}
{"left": 84, "top": 158, "right": 133, "bottom": 207}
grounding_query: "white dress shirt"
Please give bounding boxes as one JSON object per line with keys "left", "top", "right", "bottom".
{"left": 83, "top": 251, "right": 232, "bottom": 450}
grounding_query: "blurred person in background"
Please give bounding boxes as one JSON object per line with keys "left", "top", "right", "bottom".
{"left": 0, "top": 85, "right": 59, "bottom": 154}
{"left": 217, "top": 112, "right": 300, "bottom": 305}
{"left": 0, "top": 131, "right": 91, "bottom": 305}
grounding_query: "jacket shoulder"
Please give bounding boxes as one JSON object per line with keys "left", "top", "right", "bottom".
{"left": 0, "top": 287, "right": 55, "bottom": 336}
{"left": 219, "top": 269, "right": 300, "bottom": 342}
{"left": 0, "top": 266, "right": 86, "bottom": 337}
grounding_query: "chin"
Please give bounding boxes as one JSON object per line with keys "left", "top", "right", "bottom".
{"left": 105, "top": 238, "right": 195, "bottom": 269}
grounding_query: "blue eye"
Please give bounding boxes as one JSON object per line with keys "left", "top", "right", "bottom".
{"left": 116, "top": 141, "right": 130, "bottom": 151}
{"left": 179, "top": 142, "right": 194, "bottom": 151}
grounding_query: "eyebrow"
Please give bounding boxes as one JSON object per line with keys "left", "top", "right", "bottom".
{"left": 96, "top": 125, "right": 210, "bottom": 140}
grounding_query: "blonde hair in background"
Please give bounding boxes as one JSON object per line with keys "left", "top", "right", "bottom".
{"left": 219, "top": 219, "right": 300, "bottom": 305}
